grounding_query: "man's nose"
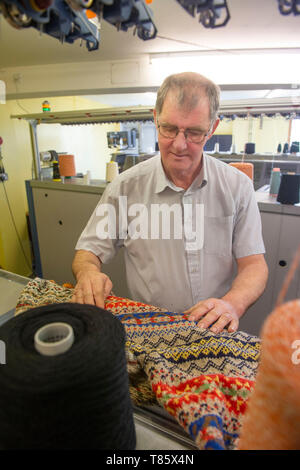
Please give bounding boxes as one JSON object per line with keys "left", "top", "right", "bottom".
{"left": 172, "top": 130, "right": 188, "bottom": 151}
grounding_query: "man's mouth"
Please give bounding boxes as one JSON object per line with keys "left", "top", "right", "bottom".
{"left": 170, "top": 152, "right": 189, "bottom": 159}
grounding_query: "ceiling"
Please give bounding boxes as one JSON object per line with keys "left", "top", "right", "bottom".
{"left": 1, "top": 0, "right": 300, "bottom": 68}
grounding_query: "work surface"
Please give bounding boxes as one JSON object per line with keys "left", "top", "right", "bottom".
{"left": 0, "top": 270, "right": 29, "bottom": 325}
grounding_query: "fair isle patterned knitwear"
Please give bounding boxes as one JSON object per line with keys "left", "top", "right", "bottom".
{"left": 15, "top": 278, "right": 261, "bottom": 450}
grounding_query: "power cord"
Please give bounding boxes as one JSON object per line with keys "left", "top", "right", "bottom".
{"left": 13, "top": 74, "right": 30, "bottom": 114}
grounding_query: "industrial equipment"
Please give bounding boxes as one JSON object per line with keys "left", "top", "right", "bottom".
{"left": 176, "top": 0, "right": 230, "bottom": 28}
{"left": 0, "top": 0, "right": 236, "bottom": 53}
{"left": 277, "top": 0, "right": 300, "bottom": 16}
{"left": 1, "top": 0, "right": 296, "bottom": 53}
{"left": 0, "top": 0, "right": 157, "bottom": 51}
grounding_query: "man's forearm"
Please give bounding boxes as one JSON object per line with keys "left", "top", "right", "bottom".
{"left": 222, "top": 255, "right": 269, "bottom": 318}
{"left": 72, "top": 250, "right": 102, "bottom": 280}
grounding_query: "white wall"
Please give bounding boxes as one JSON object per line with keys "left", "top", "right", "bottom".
{"left": 2, "top": 53, "right": 300, "bottom": 101}
{"left": 37, "top": 122, "right": 119, "bottom": 180}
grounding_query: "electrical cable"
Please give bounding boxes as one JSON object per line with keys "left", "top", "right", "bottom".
{"left": 13, "top": 77, "right": 30, "bottom": 114}
{"left": 0, "top": 180, "right": 32, "bottom": 274}
{"left": 156, "top": 34, "right": 240, "bottom": 55}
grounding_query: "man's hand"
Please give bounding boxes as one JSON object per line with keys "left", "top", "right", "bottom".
{"left": 184, "top": 255, "right": 268, "bottom": 334}
{"left": 71, "top": 270, "right": 113, "bottom": 309}
{"left": 184, "top": 298, "right": 239, "bottom": 334}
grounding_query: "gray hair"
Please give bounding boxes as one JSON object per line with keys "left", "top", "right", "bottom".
{"left": 155, "top": 72, "right": 220, "bottom": 127}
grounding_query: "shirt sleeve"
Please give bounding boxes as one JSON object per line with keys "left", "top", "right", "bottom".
{"left": 75, "top": 182, "right": 123, "bottom": 264}
{"left": 232, "top": 177, "right": 265, "bottom": 259}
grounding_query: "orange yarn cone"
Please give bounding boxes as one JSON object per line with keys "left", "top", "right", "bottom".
{"left": 238, "top": 300, "right": 300, "bottom": 450}
{"left": 229, "top": 162, "right": 254, "bottom": 181}
{"left": 58, "top": 154, "right": 76, "bottom": 177}
{"left": 238, "top": 245, "right": 300, "bottom": 450}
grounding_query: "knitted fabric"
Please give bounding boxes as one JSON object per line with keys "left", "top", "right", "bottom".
{"left": 15, "top": 278, "right": 261, "bottom": 450}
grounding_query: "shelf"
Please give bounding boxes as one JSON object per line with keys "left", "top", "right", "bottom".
{"left": 11, "top": 106, "right": 155, "bottom": 125}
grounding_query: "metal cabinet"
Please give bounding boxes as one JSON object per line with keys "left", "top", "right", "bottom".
{"left": 29, "top": 182, "right": 131, "bottom": 298}
{"left": 239, "top": 210, "right": 300, "bottom": 336}
{"left": 31, "top": 186, "right": 101, "bottom": 284}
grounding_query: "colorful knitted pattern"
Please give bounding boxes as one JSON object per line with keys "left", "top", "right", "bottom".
{"left": 14, "top": 278, "right": 260, "bottom": 450}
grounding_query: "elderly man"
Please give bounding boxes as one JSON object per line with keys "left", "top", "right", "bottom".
{"left": 72, "top": 72, "right": 268, "bottom": 334}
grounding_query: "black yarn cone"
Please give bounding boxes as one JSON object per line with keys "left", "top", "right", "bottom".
{"left": 0, "top": 303, "right": 136, "bottom": 450}
{"left": 277, "top": 174, "right": 300, "bottom": 205}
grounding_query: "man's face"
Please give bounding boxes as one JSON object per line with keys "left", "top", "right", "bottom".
{"left": 154, "top": 89, "right": 218, "bottom": 181}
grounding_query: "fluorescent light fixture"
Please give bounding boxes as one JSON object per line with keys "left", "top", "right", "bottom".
{"left": 149, "top": 50, "right": 300, "bottom": 86}
{"left": 265, "top": 88, "right": 300, "bottom": 99}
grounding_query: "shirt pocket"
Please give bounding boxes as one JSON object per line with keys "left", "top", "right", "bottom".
{"left": 203, "top": 215, "right": 233, "bottom": 257}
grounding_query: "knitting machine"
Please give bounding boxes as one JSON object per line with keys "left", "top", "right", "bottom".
{"left": 0, "top": 0, "right": 158, "bottom": 51}
{"left": 0, "top": 0, "right": 297, "bottom": 52}
{"left": 0, "top": 0, "right": 234, "bottom": 51}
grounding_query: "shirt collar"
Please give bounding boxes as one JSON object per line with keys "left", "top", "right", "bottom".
{"left": 154, "top": 153, "right": 208, "bottom": 194}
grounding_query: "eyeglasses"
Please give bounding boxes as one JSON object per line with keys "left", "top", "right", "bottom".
{"left": 157, "top": 121, "right": 210, "bottom": 144}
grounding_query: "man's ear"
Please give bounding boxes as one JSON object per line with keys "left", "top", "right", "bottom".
{"left": 209, "top": 118, "right": 220, "bottom": 137}
{"left": 153, "top": 108, "right": 158, "bottom": 129}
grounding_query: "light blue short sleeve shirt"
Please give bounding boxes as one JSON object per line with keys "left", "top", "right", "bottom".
{"left": 76, "top": 153, "right": 265, "bottom": 312}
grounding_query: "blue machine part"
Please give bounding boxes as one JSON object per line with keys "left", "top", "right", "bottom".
{"left": 277, "top": 0, "right": 300, "bottom": 15}
{"left": 102, "top": 0, "right": 157, "bottom": 40}
{"left": 0, "top": 0, "right": 157, "bottom": 50}
{"left": 176, "top": 0, "right": 230, "bottom": 28}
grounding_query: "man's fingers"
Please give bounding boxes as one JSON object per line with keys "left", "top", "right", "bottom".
{"left": 71, "top": 272, "right": 112, "bottom": 309}
{"left": 103, "top": 278, "right": 113, "bottom": 299}
{"left": 188, "top": 302, "right": 215, "bottom": 321}
{"left": 186, "top": 297, "right": 239, "bottom": 334}
{"left": 209, "top": 313, "right": 232, "bottom": 334}
{"left": 71, "top": 289, "right": 84, "bottom": 304}
{"left": 196, "top": 309, "right": 220, "bottom": 329}
{"left": 185, "top": 299, "right": 215, "bottom": 315}
{"left": 91, "top": 276, "right": 113, "bottom": 308}
{"left": 228, "top": 317, "right": 239, "bottom": 333}
{"left": 91, "top": 281, "right": 107, "bottom": 308}
{"left": 72, "top": 286, "right": 96, "bottom": 306}
{"left": 94, "top": 295, "right": 105, "bottom": 309}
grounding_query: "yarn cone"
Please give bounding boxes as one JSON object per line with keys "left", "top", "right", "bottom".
{"left": 238, "top": 298, "right": 300, "bottom": 450}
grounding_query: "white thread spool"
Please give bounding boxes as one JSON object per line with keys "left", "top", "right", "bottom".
{"left": 83, "top": 171, "right": 91, "bottom": 185}
{"left": 106, "top": 161, "right": 119, "bottom": 182}
{"left": 34, "top": 322, "right": 74, "bottom": 356}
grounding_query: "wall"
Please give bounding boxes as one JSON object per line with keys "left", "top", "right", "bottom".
{"left": 0, "top": 59, "right": 157, "bottom": 100}
{"left": 0, "top": 99, "right": 32, "bottom": 276}
{"left": 37, "top": 122, "right": 120, "bottom": 180}
{"left": 0, "top": 95, "right": 118, "bottom": 276}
